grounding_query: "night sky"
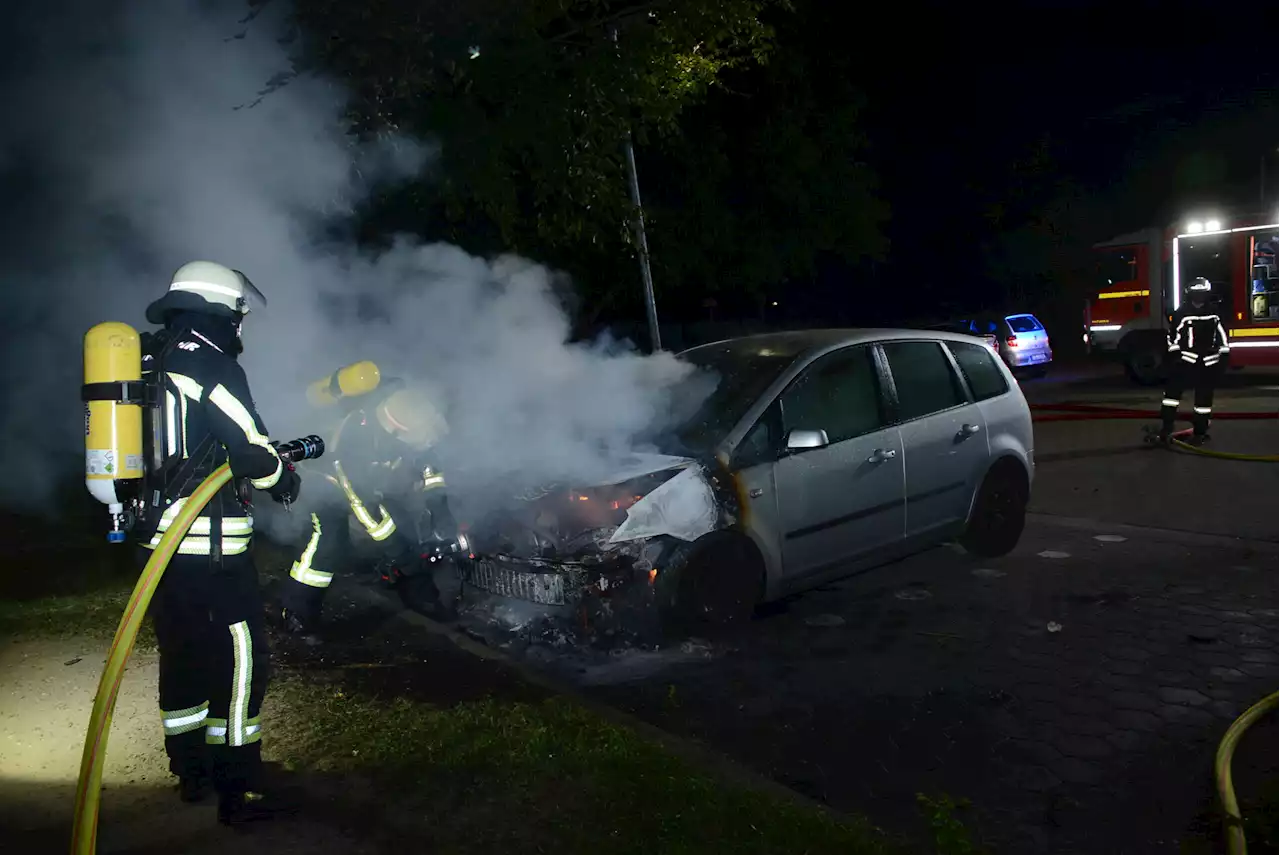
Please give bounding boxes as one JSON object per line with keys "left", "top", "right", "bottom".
{"left": 754, "top": 0, "right": 1278, "bottom": 326}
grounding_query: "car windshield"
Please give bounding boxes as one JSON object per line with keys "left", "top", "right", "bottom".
{"left": 1006, "top": 315, "right": 1043, "bottom": 333}
{"left": 661, "top": 343, "right": 797, "bottom": 455}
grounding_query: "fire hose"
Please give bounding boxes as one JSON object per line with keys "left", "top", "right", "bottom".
{"left": 1029, "top": 402, "right": 1279, "bottom": 463}
{"left": 70, "top": 436, "right": 322, "bottom": 855}
{"left": 1034, "top": 402, "right": 1278, "bottom": 849}
{"left": 69, "top": 462, "right": 233, "bottom": 855}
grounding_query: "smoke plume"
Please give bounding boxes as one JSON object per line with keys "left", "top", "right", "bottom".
{"left": 0, "top": 0, "right": 707, "bottom": 526}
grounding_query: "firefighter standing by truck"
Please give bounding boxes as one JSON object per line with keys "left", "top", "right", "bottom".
{"left": 278, "top": 377, "right": 461, "bottom": 640}
{"left": 131, "top": 261, "right": 302, "bottom": 823}
{"left": 1160, "top": 276, "right": 1231, "bottom": 444}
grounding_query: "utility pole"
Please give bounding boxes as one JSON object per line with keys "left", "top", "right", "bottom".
{"left": 611, "top": 26, "right": 661, "bottom": 352}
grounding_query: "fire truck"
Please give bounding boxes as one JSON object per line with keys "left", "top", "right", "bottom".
{"left": 1086, "top": 211, "right": 1279, "bottom": 384}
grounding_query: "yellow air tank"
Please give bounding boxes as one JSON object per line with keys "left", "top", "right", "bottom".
{"left": 83, "top": 322, "right": 145, "bottom": 542}
{"left": 306, "top": 360, "right": 381, "bottom": 408}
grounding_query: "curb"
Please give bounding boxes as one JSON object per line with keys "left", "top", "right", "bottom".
{"left": 343, "top": 585, "right": 862, "bottom": 827}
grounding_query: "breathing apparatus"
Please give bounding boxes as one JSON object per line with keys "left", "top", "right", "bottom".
{"left": 81, "top": 261, "right": 326, "bottom": 542}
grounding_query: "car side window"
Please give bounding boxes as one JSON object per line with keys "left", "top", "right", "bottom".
{"left": 779, "top": 346, "right": 885, "bottom": 444}
{"left": 880, "top": 340, "right": 968, "bottom": 421}
{"left": 945, "top": 340, "right": 1009, "bottom": 401}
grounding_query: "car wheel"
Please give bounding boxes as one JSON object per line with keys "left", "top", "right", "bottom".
{"left": 657, "top": 532, "right": 762, "bottom": 638}
{"left": 960, "top": 461, "right": 1028, "bottom": 558}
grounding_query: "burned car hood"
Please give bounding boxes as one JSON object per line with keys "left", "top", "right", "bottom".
{"left": 465, "top": 452, "right": 725, "bottom": 562}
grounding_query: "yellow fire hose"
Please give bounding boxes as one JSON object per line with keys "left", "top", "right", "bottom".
{"left": 1152, "top": 424, "right": 1280, "bottom": 850}
{"left": 69, "top": 463, "right": 232, "bottom": 855}
{"left": 1216, "top": 691, "right": 1280, "bottom": 855}
{"left": 1170, "top": 437, "right": 1280, "bottom": 463}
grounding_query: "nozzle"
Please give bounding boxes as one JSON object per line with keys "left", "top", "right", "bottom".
{"left": 274, "top": 435, "right": 325, "bottom": 463}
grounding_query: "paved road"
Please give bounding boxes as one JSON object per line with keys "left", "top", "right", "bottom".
{"left": 588, "top": 516, "right": 1278, "bottom": 854}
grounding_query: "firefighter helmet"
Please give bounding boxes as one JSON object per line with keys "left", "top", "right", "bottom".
{"left": 1186, "top": 276, "right": 1213, "bottom": 306}
{"left": 375, "top": 387, "right": 449, "bottom": 451}
{"left": 145, "top": 261, "right": 267, "bottom": 324}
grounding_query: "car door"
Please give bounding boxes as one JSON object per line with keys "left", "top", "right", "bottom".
{"left": 878, "top": 339, "right": 990, "bottom": 538}
{"left": 771, "top": 345, "right": 906, "bottom": 580}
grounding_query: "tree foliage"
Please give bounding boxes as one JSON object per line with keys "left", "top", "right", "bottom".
{"left": 639, "top": 18, "right": 887, "bottom": 306}
{"left": 260, "top": 0, "right": 785, "bottom": 258}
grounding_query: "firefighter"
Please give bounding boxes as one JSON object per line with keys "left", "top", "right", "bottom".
{"left": 1160, "top": 276, "right": 1231, "bottom": 444}
{"left": 278, "top": 385, "right": 461, "bottom": 639}
{"left": 139, "top": 260, "right": 301, "bottom": 824}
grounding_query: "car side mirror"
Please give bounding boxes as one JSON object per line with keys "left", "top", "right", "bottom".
{"left": 785, "top": 428, "right": 829, "bottom": 452}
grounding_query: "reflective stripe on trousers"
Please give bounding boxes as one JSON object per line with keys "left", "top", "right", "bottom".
{"left": 161, "top": 701, "right": 209, "bottom": 736}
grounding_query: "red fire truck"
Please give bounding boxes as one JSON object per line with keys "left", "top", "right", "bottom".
{"left": 1086, "top": 211, "right": 1279, "bottom": 384}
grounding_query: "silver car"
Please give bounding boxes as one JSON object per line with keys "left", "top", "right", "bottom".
{"left": 958, "top": 313, "right": 1054, "bottom": 375}
{"left": 457, "top": 329, "right": 1034, "bottom": 640}
{"left": 681, "top": 328, "right": 1035, "bottom": 613}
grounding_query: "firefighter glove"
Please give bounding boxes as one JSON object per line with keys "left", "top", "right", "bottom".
{"left": 269, "top": 467, "right": 302, "bottom": 505}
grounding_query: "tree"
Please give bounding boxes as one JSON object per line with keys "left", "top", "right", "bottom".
{"left": 637, "top": 14, "right": 887, "bottom": 311}
{"left": 255, "top": 0, "right": 787, "bottom": 265}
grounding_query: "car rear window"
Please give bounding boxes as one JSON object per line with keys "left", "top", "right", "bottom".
{"left": 880, "top": 340, "right": 967, "bottom": 421}
{"left": 945, "top": 340, "right": 1009, "bottom": 401}
{"left": 1006, "top": 314, "right": 1043, "bottom": 333}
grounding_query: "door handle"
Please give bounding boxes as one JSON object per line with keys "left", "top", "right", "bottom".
{"left": 957, "top": 423, "right": 981, "bottom": 440}
{"left": 748, "top": 487, "right": 764, "bottom": 498}
{"left": 867, "top": 448, "right": 897, "bottom": 464}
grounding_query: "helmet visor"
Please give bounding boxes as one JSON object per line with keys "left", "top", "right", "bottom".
{"left": 233, "top": 270, "right": 267, "bottom": 313}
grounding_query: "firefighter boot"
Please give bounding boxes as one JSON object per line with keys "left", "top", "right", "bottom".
{"left": 179, "top": 773, "right": 213, "bottom": 803}
{"left": 280, "top": 607, "right": 323, "bottom": 647}
{"left": 217, "top": 789, "right": 297, "bottom": 826}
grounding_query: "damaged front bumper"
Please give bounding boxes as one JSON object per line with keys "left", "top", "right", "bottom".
{"left": 454, "top": 453, "right": 738, "bottom": 642}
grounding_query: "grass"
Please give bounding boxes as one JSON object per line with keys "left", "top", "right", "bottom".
{"left": 0, "top": 549, "right": 895, "bottom": 854}
{"left": 265, "top": 676, "right": 897, "bottom": 855}
{"left": 0, "top": 584, "right": 156, "bottom": 648}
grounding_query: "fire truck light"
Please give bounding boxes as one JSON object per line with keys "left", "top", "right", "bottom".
{"left": 1204, "top": 219, "right": 1223, "bottom": 232}
{"left": 1186, "top": 221, "right": 1204, "bottom": 234}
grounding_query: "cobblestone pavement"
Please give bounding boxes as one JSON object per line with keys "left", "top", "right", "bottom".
{"left": 588, "top": 518, "right": 1279, "bottom": 854}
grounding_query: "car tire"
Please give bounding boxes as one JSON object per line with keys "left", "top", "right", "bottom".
{"left": 960, "top": 460, "right": 1028, "bottom": 558}
{"left": 656, "top": 532, "right": 762, "bottom": 638}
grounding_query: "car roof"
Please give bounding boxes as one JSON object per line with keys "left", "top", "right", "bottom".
{"left": 677, "top": 327, "right": 989, "bottom": 362}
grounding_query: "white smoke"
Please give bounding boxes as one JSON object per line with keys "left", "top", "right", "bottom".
{"left": 0, "top": 0, "right": 707, "bottom": 523}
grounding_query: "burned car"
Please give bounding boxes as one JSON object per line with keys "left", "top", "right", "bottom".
{"left": 437, "top": 329, "right": 1034, "bottom": 647}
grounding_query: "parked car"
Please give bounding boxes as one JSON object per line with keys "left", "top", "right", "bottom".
{"left": 957, "top": 314, "right": 1054, "bottom": 375}
{"left": 926, "top": 320, "right": 1001, "bottom": 354}
{"left": 455, "top": 329, "right": 1035, "bottom": 641}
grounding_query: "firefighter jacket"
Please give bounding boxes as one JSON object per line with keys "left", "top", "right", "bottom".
{"left": 139, "top": 318, "right": 284, "bottom": 557}
{"left": 1167, "top": 306, "right": 1231, "bottom": 367}
{"left": 318, "top": 408, "right": 456, "bottom": 561}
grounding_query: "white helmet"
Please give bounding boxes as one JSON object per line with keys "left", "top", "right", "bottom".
{"left": 145, "top": 260, "right": 267, "bottom": 324}
{"left": 374, "top": 387, "right": 449, "bottom": 451}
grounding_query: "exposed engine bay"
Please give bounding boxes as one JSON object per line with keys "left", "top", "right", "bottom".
{"left": 449, "top": 453, "right": 741, "bottom": 647}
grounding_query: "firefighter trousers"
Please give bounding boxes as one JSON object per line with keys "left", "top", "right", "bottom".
{"left": 147, "top": 547, "right": 270, "bottom": 794}
{"left": 279, "top": 496, "right": 441, "bottom": 625}
{"left": 278, "top": 501, "right": 351, "bottom": 622}
{"left": 1161, "top": 358, "right": 1221, "bottom": 436}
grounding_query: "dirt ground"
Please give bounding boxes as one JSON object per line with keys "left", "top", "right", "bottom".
{"left": 0, "top": 636, "right": 386, "bottom": 855}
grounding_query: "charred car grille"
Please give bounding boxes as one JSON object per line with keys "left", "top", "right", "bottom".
{"left": 462, "top": 558, "right": 585, "bottom": 606}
